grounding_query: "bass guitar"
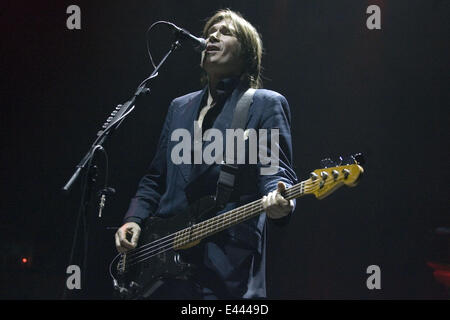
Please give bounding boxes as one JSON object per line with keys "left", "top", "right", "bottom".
{"left": 110, "top": 153, "right": 365, "bottom": 299}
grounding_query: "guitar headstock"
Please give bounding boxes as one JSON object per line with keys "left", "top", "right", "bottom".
{"left": 305, "top": 153, "right": 365, "bottom": 199}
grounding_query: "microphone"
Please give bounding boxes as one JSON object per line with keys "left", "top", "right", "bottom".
{"left": 171, "top": 24, "right": 206, "bottom": 52}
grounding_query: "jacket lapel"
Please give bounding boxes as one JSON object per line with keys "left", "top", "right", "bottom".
{"left": 186, "top": 86, "right": 246, "bottom": 185}
{"left": 172, "top": 88, "right": 207, "bottom": 183}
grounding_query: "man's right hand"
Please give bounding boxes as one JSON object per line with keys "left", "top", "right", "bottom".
{"left": 115, "top": 222, "right": 141, "bottom": 253}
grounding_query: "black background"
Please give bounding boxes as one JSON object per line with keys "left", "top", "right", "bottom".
{"left": 0, "top": 0, "right": 448, "bottom": 299}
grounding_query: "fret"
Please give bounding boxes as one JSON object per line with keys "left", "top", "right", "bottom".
{"left": 118, "top": 159, "right": 364, "bottom": 275}
{"left": 173, "top": 179, "right": 312, "bottom": 247}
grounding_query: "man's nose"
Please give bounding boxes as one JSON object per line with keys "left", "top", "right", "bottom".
{"left": 208, "top": 31, "right": 219, "bottom": 43}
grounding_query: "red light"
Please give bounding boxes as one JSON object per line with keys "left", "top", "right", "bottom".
{"left": 427, "top": 262, "right": 450, "bottom": 288}
{"left": 21, "top": 257, "right": 28, "bottom": 264}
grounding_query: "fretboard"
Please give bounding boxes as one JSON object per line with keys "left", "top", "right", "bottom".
{"left": 172, "top": 180, "right": 309, "bottom": 248}
{"left": 119, "top": 160, "right": 362, "bottom": 273}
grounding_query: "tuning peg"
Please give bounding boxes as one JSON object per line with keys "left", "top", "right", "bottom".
{"left": 353, "top": 153, "right": 365, "bottom": 165}
{"left": 342, "top": 169, "right": 350, "bottom": 179}
{"left": 320, "top": 171, "right": 328, "bottom": 180}
{"left": 332, "top": 169, "right": 339, "bottom": 179}
{"left": 310, "top": 172, "right": 319, "bottom": 181}
{"left": 116, "top": 104, "right": 123, "bottom": 110}
{"left": 341, "top": 153, "right": 365, "bottom": 165}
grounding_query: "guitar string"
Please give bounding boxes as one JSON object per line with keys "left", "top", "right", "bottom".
{"left": 125, "top": 200, "right": 265, "bottom": 269}
{"left": 122, "top": 198, "right": 261, "bottom": 260}
{"left": 119, "top": 174, "right": 350, "bottom": 269}
{"left": 120, "top": 181, "right": 309, "bottom": 268}
{"left": 121, "top": 174, "right": 350, "bottom": 268}
{"left": 121, "top": 175, "right": 349, "bottom": 269}
{"left": 124, "top": 197, "right": 266, "bottom": 266}
{"left": 122, "top": 179, "right": 308, "bottom": 262}
{"left": 122, "top": 178, "right": 344, "bottom": 270}
{"left": 122, "top": 179, "right": 309, "bottom": 263}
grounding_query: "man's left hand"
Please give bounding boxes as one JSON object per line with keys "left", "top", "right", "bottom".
{"left": 262, "top": 181, "right": 294, "bottom": 219}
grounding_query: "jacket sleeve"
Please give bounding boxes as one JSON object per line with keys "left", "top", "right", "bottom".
{"left": 257, "top": 92, "right": 298, "bottom": 221}
{"left": 122, "top": 101, "right": 175, "bottom": 225}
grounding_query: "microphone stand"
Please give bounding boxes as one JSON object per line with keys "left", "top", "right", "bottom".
{"left": 62, "top": 40, "right": 182, "bottom": 193}
{"left": 61, "top": 40, "right": 182, "bottom": 299}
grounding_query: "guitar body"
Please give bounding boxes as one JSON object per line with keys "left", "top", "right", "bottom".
{"left": 114, "top": 196, "right": 217, "bottom": 299}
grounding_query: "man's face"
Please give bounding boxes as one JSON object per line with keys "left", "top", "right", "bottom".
{"left": 201, "top": 19, "right": 244, "bottom": 80}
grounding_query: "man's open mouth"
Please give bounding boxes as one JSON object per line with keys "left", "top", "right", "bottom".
{"left": 206, "top": 45, "right": 221, "bottom": 52}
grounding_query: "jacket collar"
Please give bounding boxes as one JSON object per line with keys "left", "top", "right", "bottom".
{"left": 175, "top": 78, "right": 249, "bottom": 185}
{"left": 207, "top": 76, "right": 242, "bottom": 104}
{"left": 185, "top": 78, "right": 249, "bottom": 189}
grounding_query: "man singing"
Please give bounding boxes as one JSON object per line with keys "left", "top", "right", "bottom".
{"left": 115, "top": 9, "right": 297, "bottom": 299}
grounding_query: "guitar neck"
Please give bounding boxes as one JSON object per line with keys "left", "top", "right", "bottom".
{"left": 173, "top": 180, "right": 309, "bottom": 248}
{"left": 118, "top": 156, "right": 363, "bottom": 275}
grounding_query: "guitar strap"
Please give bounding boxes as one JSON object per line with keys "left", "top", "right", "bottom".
{"left": 215, "top": 88, "right": 256, "bottom": 209}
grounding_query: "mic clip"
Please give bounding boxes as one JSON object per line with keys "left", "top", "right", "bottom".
{"left": 97, "top": 187, "right": 116, "bottom": 218}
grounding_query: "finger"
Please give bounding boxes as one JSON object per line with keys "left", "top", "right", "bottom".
{"left": 118, "top": 228, "right": 132, "bottom": 251}
{"left": 269, "top": 204, "right": 289, "bottom": 219}
{"left": 262, "top": 195, "right": 268, "bottom": 209}
{"left": 115, "top": 233, "right": 126, "bottom": 253}
{"left": 268, "top": 190, "right": 277, "bottom": 206}
{"left": 117, "top": 227, "right": 126, "bottom": 242}
{"left": 275, "top": 192, "right": 289, "bottom": 206}
{"left": 267, "top": 206, "right": 282, "bottom": 219}
{"left": 115, "top": 233, "right": 121, "bottom": 249}
{"left": 277, "top": 181, "right": 286, "bottom": 193}
{"left": 126, "top": 228, "right": 134, "bottom": 238}
{"left": 130, "top": 229, "right": 140, "bottom": 247}
{"left": 120, "top": 238, "right": 135, "bottom": 250}
{"left": 118, "top": 227, "right": 134, "bottom": 249}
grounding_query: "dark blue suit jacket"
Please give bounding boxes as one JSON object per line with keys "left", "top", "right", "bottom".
{"left": 124, "top": 80, "right": 297, "bottom": 298}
